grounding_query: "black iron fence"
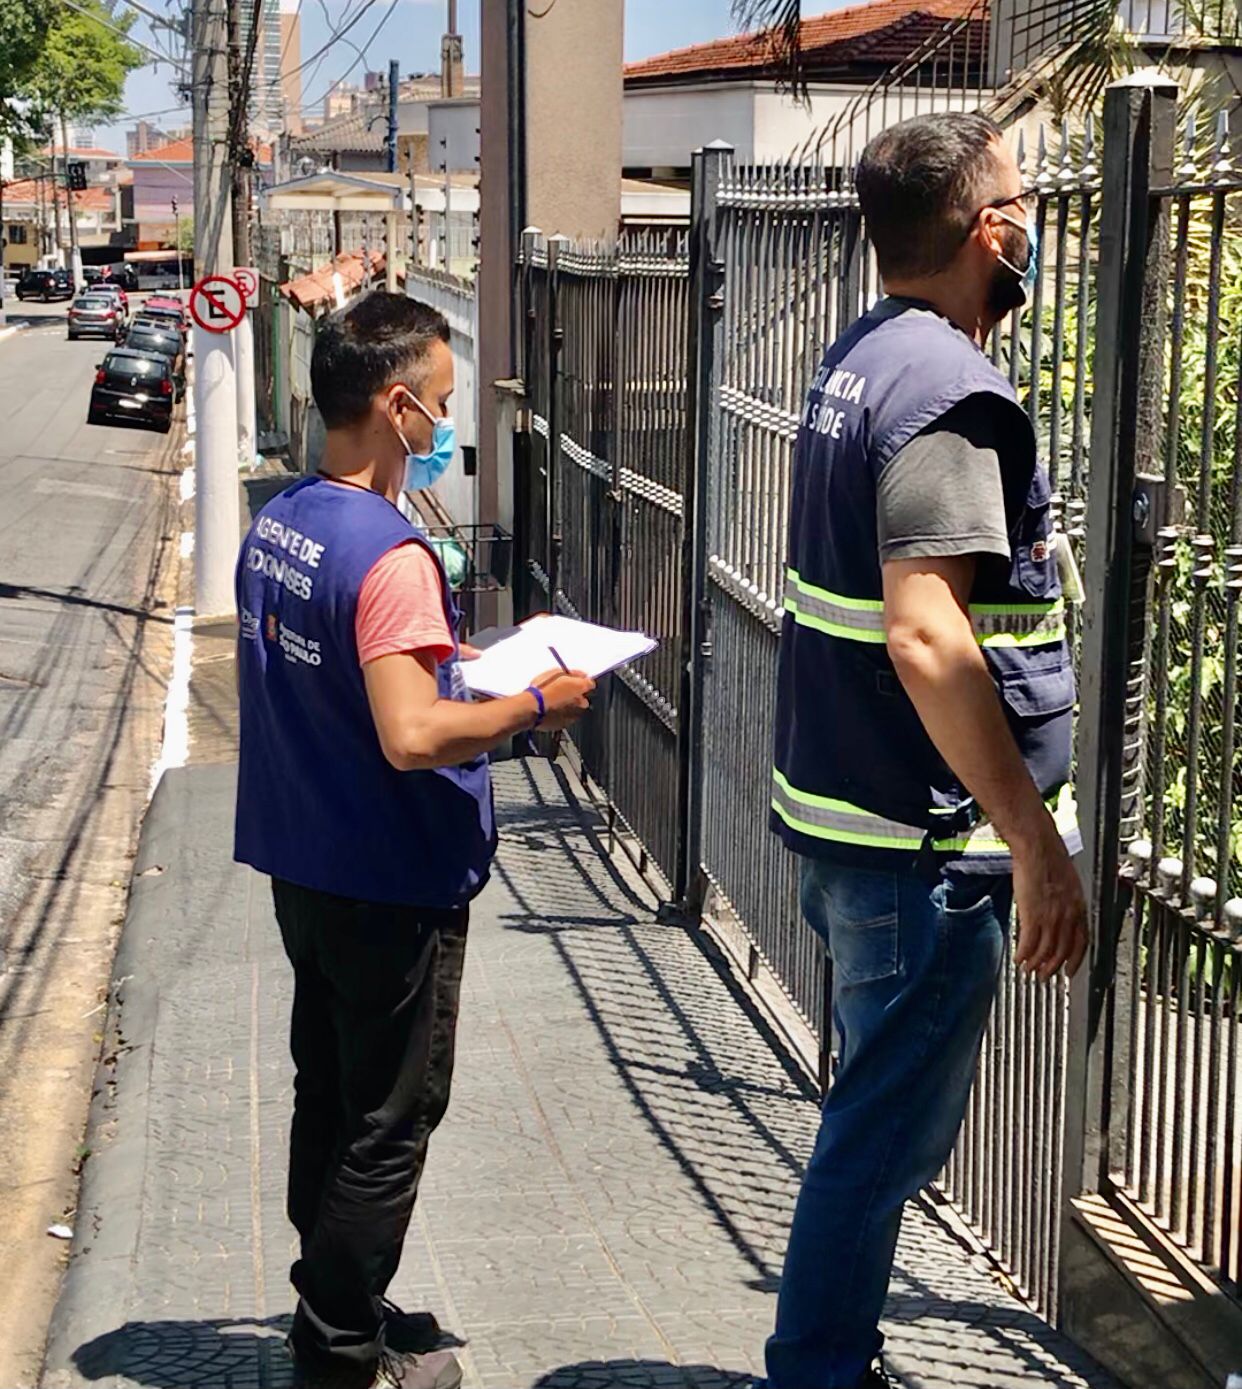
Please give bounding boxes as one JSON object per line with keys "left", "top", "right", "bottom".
{"left": 513, "top": 74, "right": 1241, "bottom": 1320}
{"left": 1087, "top": 97, "right": 1242, "bottom": 1292}
{"left": 516, "top": 230, "right": 691, "bottom": 884}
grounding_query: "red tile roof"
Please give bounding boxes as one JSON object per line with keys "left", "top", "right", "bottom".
{"left": 280, "top": 251, "right": 400, "bottom": 312}
{"left": 130, "top": 137, "right": 193, "bottom": 163}
{"left": 130, "top": 136, "right": 272, "bottom": 165}
{"left": 42, "top": 145, "right": 123, "bottom": 160}
{"left": 625, "top": 0, "right": 983, "bottom": 82}
{"left": 0, "top": 178, "right": 113, "bottom": 211}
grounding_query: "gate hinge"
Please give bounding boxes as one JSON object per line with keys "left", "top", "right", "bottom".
{"left": 1132, "top": 474, "right": 1186, "bottom": 549}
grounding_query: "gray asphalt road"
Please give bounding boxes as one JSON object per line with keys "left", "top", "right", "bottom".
{"left": 0, "top": 298, "right": 178, "bottom": 928}
{"left": 0, "top": 297, "right": 183, "bottom": 1385}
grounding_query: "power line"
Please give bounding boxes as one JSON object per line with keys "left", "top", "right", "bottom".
{"left": 297, "top": 0, "right": 400, "bottom": 113}
{"left": 277, "top": 0, "right": 387, "bottom": 88}
{"left": 59, "top": 0, "right": 190, "bottom": 75}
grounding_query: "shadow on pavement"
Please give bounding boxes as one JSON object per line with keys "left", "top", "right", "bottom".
{"left": 532, "top": 1363, "right": 753, "bottom": 1388}
{"left": 71, "top": 1317, "right": 295, "bottom": 1388}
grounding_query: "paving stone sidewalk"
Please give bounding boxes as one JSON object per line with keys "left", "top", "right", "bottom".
{"left": 42, "top": 756, "right": 1118, "bottom": 1389}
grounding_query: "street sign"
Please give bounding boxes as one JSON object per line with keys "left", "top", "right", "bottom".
{"left": 232, "top": 266, "right": 259, "bottom": 309}
{"left": 189, "top": 274, "right": 246, "bottom": 334}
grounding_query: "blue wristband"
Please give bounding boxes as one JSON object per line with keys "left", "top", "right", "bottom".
{"left": 526, "top": 684, "right": 546, "bottom": 727}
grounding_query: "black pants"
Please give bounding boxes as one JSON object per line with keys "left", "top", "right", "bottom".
{"left": 272, "top": 878, "right": 468, "bottom": 1377}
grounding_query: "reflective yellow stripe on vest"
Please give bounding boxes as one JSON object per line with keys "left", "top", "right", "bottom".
{"left": 771, "top": 769, "right": 1078, "bottom": 856}
{"left": 784, "top": 569, "right": 1066, "bottom": 648}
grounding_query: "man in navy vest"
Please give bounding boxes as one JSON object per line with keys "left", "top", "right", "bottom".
{"left": 234, "top": 292, "right": 593, "bottom": 1389}
{"left": 765, "top": 115, "right": 1088, "bottom": 1388}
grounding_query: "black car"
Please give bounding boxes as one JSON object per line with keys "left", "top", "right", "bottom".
{"left": 122, "top": 321, "right": 185, "bottom": 398}
{"left": 88, "top": 349, "right": 174, "bottom": 433}
{"left": 68, "top": 294, "right": 125, "bottom": 341}
{"left": 16, "top": 267, "right": 75, "bottom": 301}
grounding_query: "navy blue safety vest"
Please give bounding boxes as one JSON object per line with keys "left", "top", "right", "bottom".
{"left": 772, "top": 298, "right": 1079, "bottom": 871}
{"left": 233, "top": 476, "right": 496, "bottom": 907}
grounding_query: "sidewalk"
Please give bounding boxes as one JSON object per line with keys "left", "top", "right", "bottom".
{"left": 41, "top": 589, "right": 1120, "bottom": 1388}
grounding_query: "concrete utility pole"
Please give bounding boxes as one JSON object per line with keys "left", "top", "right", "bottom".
{"left": 192, "top": 0, "right": 239, "bottom": 618}
{"left": 228, "top": 0, "right": 258, "bottom": 469}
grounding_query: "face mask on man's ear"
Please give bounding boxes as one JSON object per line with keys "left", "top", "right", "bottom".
{"left": 993, "top": 209, "right": 1040, "bottom": 302}
{"left": 390, "top": 389, "right": 456, "bottom": 491}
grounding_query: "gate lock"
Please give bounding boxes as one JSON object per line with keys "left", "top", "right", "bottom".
{"left": 1132, "top": 474, "right": 1186, "bottom": 550}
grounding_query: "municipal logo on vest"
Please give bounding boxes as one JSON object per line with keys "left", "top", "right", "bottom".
{"left": 266, "top": 613, "right": 278, "bottom": 641}
{"left": 1031, "top": 539, "right": 1050, "bottom": 563}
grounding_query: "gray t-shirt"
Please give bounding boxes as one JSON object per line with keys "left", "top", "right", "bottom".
{"left": 877, "top": 395, "right": 1014, "bottom": 564}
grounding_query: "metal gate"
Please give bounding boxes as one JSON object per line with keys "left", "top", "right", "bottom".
{"left": 512, "top": 75, "right": 1241, "bottom": 1320}
{"left": 514, "top": 230, "right": 690, "bottom": 887}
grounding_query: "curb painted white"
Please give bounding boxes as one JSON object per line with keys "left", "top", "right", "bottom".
{"left": 149, "top": 602, "right": 194, "bottom": 797}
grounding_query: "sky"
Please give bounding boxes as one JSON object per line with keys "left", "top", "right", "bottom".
{"left": 90, "top": 0, "right": 767, "bottom": 153}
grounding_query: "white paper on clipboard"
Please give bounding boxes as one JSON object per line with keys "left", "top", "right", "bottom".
{"left": 461, "top": 615, "right": 657, "bottom": 698}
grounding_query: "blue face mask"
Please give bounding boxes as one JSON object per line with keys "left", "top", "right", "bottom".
{"left": 392, "top": 389, "right": 455, "bottom": 491}
{"left": 995, "top": 209, "right": 1040, "bottom": 301}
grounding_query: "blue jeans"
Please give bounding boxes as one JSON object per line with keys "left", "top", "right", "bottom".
{"left": 765, "top": 860, "right": 1010, "bottom": 1389}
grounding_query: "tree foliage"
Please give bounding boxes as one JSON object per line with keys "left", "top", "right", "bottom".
{"left": 0, "top": 0, "right": 54, "bottom": 140}
{"left": 27, "top": 0, "right": 144, "bottom": 126}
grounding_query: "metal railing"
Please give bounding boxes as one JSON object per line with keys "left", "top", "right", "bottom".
{"left": 516, "top": 229, "right": 691, "bottom": 888}
{"left": 513, "top": 77, "right": 1241, "bottom": 1325}
{"left": 1100, "top": 105, "right": 1242, "bottom": 1294}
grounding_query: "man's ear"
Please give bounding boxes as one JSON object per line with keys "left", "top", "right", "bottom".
{"left": 974, "top": 208, "right": 1003, "bottom": 259}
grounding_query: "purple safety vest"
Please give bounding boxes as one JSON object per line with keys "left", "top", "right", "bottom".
{"left": 233, "top": 476, "right": 495, "bottom": 907}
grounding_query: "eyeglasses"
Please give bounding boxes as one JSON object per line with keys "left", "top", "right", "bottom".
{"left": 979, "top": 191, "right": 1035, "bottom": 217}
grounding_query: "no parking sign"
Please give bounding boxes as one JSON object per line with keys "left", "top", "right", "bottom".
{"left": 189, "top": 275, "right": 246, "bottom": 334}
{"left": 232, "top": 266, "right": 259, "bottom": 308}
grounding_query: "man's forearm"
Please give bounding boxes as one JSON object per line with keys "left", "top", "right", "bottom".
{"left": 395, "top": 691, "right": 538, "bottom": 770}
{"left": 887, "top": 622, "right": 1055, "bottom": 850}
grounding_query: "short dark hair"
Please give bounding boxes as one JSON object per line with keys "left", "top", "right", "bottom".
{"left": 855, "top": 112, "right": 1004, "bottom": 279}
{"left": 311, "top": 291, "right": 450, "bottom": 429}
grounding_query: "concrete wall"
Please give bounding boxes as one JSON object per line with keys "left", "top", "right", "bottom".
{"left": 524, "top": 0, "right": 623, "bottom": 240}
{"left": 476, "top": 0, "right": 512, "bottom": 593}
{"left": 428, "top": 99, "right": 481, "bottom": 175}
{"left": 624, "top": 86, "right": 757, "bottom": 170}
{"left": 132, "top": 165, "right": 195, "bottom": 224}
{"left": 623, "top": 82, "right": 994, "bottom": 171}
{"left": 406, "top": 267, "right": 478, "bottom": 528}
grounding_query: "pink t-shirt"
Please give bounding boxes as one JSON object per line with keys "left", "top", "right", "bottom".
{"left": 355, "top": 540, "right": 454, "bottom": 666}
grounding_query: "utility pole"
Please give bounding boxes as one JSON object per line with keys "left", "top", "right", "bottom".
{"left": 59, "top": 113, "right": 84, "bottom": 289}
{"left": 386, "top": 58, "right": 399, "bottom": 174}
{"left": 228, "top": 0, "right": 258, "bottom": 468}
{"left": 49, "top": 156, "right": 65, "bottom": 270}
{"left": 173, "top": 197, "right": 184, "bottom": 293}
{"left": 192, "top": 0, "right": 239, "bottom": 618}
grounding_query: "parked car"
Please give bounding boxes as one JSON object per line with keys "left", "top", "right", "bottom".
{"left": 90, "top": 281, "right": 130, "bottom": 320}
{"left": 142, "top": 294, "right": 188, "bottom": 330}
{"left": 87, "top": 349, "right": 174, "bottom": 432}
{"left": 67, "top": 294, "right": 125, "bottom": 341}
{"left": 16, "top": 267, "right": 74, "bottom": 301}
{"left": 122, "top": 320, "right": 185, "bottom": 399}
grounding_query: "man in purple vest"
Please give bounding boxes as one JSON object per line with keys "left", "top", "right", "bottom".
{"left": 234, "top": 292, "right": 593, "bottom": 1389}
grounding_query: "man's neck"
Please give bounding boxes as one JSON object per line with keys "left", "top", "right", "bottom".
{"left": 881, "top": 276, "right": 993, "bottom": 345}
{"left": 319, "top": 432, "right": 401, "bottom": 506}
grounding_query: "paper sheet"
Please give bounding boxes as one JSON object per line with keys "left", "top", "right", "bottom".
{"left": 461, "top": 615, "right": 657, "bottom": 697}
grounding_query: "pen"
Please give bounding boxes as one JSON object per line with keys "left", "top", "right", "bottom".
{"left": 548, "top": 645, "right": 570, "bottom": 673}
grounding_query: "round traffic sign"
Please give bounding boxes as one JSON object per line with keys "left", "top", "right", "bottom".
{"left": 233, "top": 267, "right": 258, "bottom": 303}
{"left": 190, "top": 274, "right": 246, "bottom": 333}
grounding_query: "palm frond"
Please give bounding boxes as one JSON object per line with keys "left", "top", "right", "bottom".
{"left": 731, "top": 0, "right": 806, "bottom": 98}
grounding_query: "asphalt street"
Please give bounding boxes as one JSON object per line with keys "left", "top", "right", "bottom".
{"left": 0, "top": 298, "right": 182, "bottom": 1385}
